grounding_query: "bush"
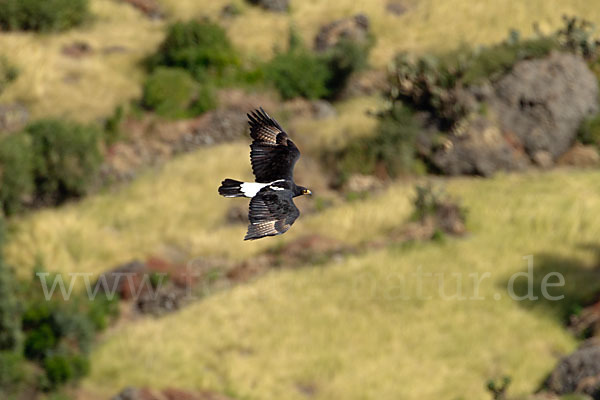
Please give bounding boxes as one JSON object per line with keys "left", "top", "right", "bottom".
{"left": 0, "top": 56, "right": 18, "bottom": 95}
{"left": 142, "top": 67, "right": 216, "bottom": 119}
{"left": 148, "top": 20, "right": 238, "bottom": 78}
{"left": 330, "top": 104, "right": 422, "bottom": 182}
{"left": 578, "top": 113, "right": 600, "bottom": 148}
{"left": 321, "top": 36, "right": 374, "bottom": 97}
{"left": 265, "top": 29, "right": 331, "bottom": 100}
{"left": 0, "top": 351, "right": 24, "bottom": 390}
{"left": 43, "top": 352, "right": 89, "bottom": 389}
{"left": 0, "top": 0, "right": 90, "bottom": 32}
{"left": 0, "top": 133, "right": 34, "bottom": 215}
{"left": 27, "top": 120, "right": 102, "bottom": 204}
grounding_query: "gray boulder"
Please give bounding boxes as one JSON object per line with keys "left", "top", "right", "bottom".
{"left": 314, "top": 14, "right": 370, "bottom": 52}
{"left": 491, "top": 52, "right": 599, "bottom": 159}
{"left": 430, "top": 116, "right": 529, "bottom": 176}
{"left": 547, "top": 341, "right": 600, "bottom": 399}
{"left": 247, "top": 0, "right": 289, "bottom": 12}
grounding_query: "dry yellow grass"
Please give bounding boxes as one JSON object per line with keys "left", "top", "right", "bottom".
{"left": 73, "top": 165, "right": 600, "bottom": 399}
{"left": 0, "top": 0, "right": 163, "bottom": 121}
{"left": 160, "top": 0, "right": 600, "bottom": 66}
{"left": 6, "top": 135, "right": 600, "bottom": 398}
{"left": 2, "top": 0, "right": 600, "bottom": 121}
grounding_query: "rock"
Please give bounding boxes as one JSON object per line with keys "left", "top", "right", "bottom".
{"left": 533, "top": 150, "right": 554, "bottom": 169}
{"left": 547, "top": 341, "right": 600, "bottom": 399}
{"left": 314, "top": 14, "right": 371, "bottom": 52}
{"left": 61, "top": 41, "right": 93, "bottom": 58}
{"left": 491, "top": 52, "right": 599, "bottom": 160}
{"left": 247, "top": 0, "right": 289, "bottom": 12}
{"left": 121, "top": 0, "right": 163, "bottom": 19}
{"left": 112, "top": 387, "right": 235, "bottom": 400}
{"left": 268, "top": 234, "right": 348, "bottom": 266}
{"left": 431, "top": 117, "right": 529, "bottom": 176}
{"left": 0, "top": 104, "right": 29, "bottom": 133}
{"left": 558, "top": 143, "right": 600, "bottom": 167}
{"left": 386, "top": 1, "right": 408, "bottom": 16}
{"left": 94, "top": 260, "right": 147, "bottom": 300}
{"left": 221, "top": 3, "right": 242, "bottom": 18}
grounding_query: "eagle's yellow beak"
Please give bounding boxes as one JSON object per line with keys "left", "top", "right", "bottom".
{"left": 303, "top": 189, "right": 312, "bottom": 196}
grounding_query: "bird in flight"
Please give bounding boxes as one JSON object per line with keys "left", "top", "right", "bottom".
{"left": 218, "top": 107, "right": 312, "bottom": 240}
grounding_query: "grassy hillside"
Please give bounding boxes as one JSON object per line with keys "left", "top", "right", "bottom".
{"left": 6, "top": 145, "right": 600, "bottom": 398}
{"left": 1, "top": 0, "right": 600, "bottom": 122}
{"left": 4, "top": 1, "right": 600, "bottom": 399}
{"left": 77, "top": 167, "right": 600, "bottom": 399}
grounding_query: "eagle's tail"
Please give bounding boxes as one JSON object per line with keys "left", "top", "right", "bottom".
{"left": 218, "top": 178, "right": 244, "bottom": 198}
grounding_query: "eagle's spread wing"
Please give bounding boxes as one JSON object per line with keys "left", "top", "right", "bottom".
{"left": 248, "top": 108, "right": 300, "bottom": 183}
{"left": 244, "top": 186, "right": 300, "bottom": 240}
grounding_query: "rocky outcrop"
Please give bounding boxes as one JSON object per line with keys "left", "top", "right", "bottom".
{"left": 247, "top": 0, "right": 289, "bottom": 12}
{"left": 547, "top": 340, "right": 600, "bottom": 399}
{"left": 490, "top": 52, "right": 598, "bottom": 160}
{"left": 121, "top": 0, "right": 162, "bottom": 19}
{"left": 112, "top": 387, "right": 234, "bottom": 400}
{"left": 427, "top": 52, "right": 599, "bottom": 176}
{"left": 430, "top": 116, "right": 529, "bottom": 176}
{"left": 558, "top": 143, "right": 600, "bottom": 167}
{"left": 314, "top": 14, "right": 371, "bottom": 52}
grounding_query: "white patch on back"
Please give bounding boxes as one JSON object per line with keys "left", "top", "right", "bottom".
{"left": 240, "top": 182, "right": 269, "bottom": 198}
{"left": 241, "top": 180, "right": 287, "bottom": 197}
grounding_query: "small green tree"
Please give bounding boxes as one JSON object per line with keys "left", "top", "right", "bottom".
{"left": 0, "top": 0, "right": 90, "bottom": 32}
{"left": 148, "top": 20, "right": 238, "bottom": 78}
{"left": 27, "top": 120, "right": 102, "bottom": 204}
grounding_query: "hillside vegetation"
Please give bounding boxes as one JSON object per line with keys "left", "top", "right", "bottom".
{"left": 2, "top": 0, "right": 600, "bottom": 399}
{"left": 1, "top": 0, "right": 600, "bottom": 121}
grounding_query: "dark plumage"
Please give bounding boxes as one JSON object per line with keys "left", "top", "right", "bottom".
{"left": 218, "top": 108, "right": 311, "bottom": 240}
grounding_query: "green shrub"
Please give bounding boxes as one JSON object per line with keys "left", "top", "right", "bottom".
{"left": 331, "top": 104, "right": 422, "bottom": 182}
{"left": 0, "top": 133, "right": 34, "bottom": 215}
{"left": 459, "top": 35, "right": 557, "bottom": 85}
{"left": 27, "top": 120, "right": 102, "bottom": 204}
{"left": 0, "top": 56, "right": 18, "bottom": 95}
{"left": 142, "top": 67, "right": 216, "bottom": 119}
{"left": 148, "top": 20, "right": 238, "bottom": 78}
{"left": 24, "top": 324, "right": 55, "bottom": 360}
{"left": 578, "top": 113, "right": 600, "bottom": 148}
{"left": 0, "top": 351, "right": 24, "bottom": 389}
{"left": 321, "top": 36, "right": 374, "bottom": 97}
{"left": 0, "top": 0, "right": 90, "bottom": 32}
{"left": 0, "top": 265, "right": 21, "bottom": 351}
{"left": 103, "top": 105, "right": 124, "bottom": 146}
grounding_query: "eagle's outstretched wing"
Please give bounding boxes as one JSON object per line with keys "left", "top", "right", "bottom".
{"left": 248, "top": 108, "right": 300, "bottom": 183}
{"left": 244, "top": 186, "right": 300, "bottom": 240}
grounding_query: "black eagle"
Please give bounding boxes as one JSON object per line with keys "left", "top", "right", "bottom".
{"left": 218, "top": 107, "right": 312, "bottom": 240}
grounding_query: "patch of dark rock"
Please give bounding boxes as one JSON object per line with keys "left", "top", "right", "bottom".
{"left": 490, "top": 52, "right": 599, "bottom": 160}
{"left": 558, "top": 143, "right": 600, "bottom": 167}
{"left": 61, "top": 41, "right": 93, "bottom": 58}
{"left": 546, "top": 339, "right": 600, "bottom": 399}
{"left": 314, "top": 14, "right": 371, "bottom": 52}
{"left": 221, "top": 3, "right": 242, "bottom": 18}
{"left": 112, "top": 387, "right": 234, "bottom": 400}
{"left": 386, "top": 1, "right": 408, "bottom": 16}
{"left": 121, "top": 0, "right": 163, "bottom": 19}
{"left": 247, "top": 0, "right": 289, "bottom": 12}
{"left": 430, "top": 116, "right": 529, "bottom": 176}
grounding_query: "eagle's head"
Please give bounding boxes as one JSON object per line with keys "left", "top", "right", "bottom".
{"left": 296, "top": 186, "right": 312, "bottom": 196}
